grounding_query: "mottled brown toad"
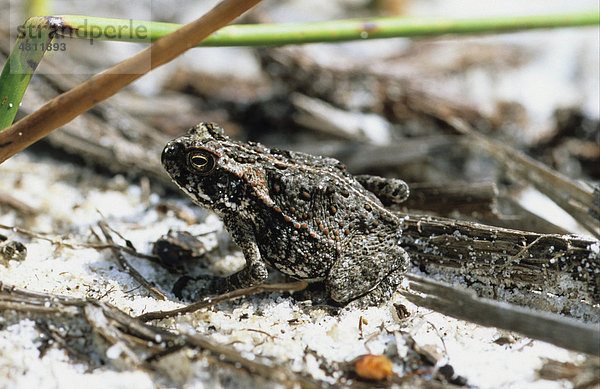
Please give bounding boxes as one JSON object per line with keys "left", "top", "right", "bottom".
{"left": 161, "top": 122, "right": 409, "bottom": 306}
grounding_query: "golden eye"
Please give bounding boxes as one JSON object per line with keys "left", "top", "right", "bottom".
{"left": 187, "top": 150, "right": 216, "bottom": 174}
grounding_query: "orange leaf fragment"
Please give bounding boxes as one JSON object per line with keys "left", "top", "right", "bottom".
{"left": 354, "top": 354, "right": 393, "bottom": 381}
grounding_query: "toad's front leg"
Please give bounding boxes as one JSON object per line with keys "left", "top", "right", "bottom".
{"left": 206, "top": 216, "right": 269, "bottom": 294}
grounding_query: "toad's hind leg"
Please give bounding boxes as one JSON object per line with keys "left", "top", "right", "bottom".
{"left": 326, "top": 238, "right": 409, "bottom": 306}
{"left": 345, "top": 267, "right": 406, "bottom": 309}
{"left": 355, "top": 175, "right": 409, "bottom": 205}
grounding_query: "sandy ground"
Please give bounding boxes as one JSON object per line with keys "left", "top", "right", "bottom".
{"left": 0, "top": 148, "right": 592, "bottom": 388}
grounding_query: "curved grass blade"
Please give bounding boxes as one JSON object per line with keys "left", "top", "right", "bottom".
{"left": 0, "top": 16, "right": 62, "bottom": 130}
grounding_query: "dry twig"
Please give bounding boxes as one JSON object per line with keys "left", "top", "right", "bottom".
{"left": 0, "top": 0, "right": 263, "bottom": 163}
{"left": 137, "top": 281, "right": 307, "bottom": 322}
{"left": 97, "top": 221, "right": 167, "bottom": 300}
{"left": 0, "top": 192, "right": 38, "bottom": 216}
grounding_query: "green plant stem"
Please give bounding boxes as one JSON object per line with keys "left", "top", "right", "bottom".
{"left": 25, "top": 0, "right": 52, "bottom": 17}
{"left": 0, "top": 10, "right": 598, "bottom": 131}
{"left": 55, "top": 11, "right": 600, "bottom": 46}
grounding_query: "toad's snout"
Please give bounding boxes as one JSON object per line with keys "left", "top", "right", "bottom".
{"left": 161, "top": 140, "right": 185, "bottom": 167}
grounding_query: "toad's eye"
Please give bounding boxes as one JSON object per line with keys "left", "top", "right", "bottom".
{"left": 187, "top": 150, "right": 216, "bottom": 174}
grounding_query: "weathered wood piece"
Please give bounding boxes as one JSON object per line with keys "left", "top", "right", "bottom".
{"left": 451, "top": 119, "right": 600, "bottom": 239}
{"left": 258, "top": 47, "right": 490, "bottom": 126}
{"left": 400, "top": 182, "right": 499, "bottom": 218}
{"left": 482, "top": 196, "right": 572, "bottom": 235}
{"left": 397, "top": 213, "right": 600, "bottom": 320}
{"left": 283, "top": 136, "right": 462, "bottom": 173}
{"left": 402, "top": 274, "right": 600, "bottom": 355}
